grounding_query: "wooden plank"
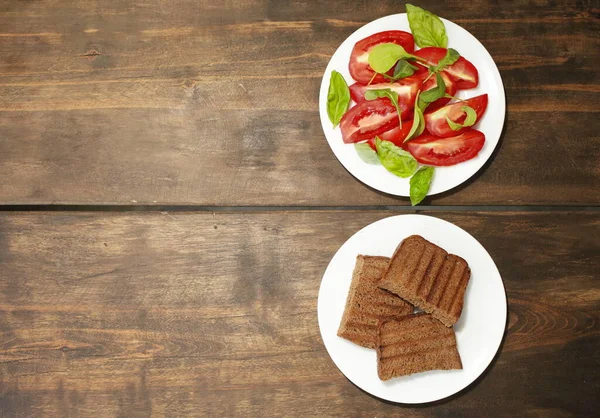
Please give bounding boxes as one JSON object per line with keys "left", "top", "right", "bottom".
{"left": 0, "top": 1, "right": 599, "bottom": 205}
{"left": 0, "top": 211, "right": 598, "bottom": 416}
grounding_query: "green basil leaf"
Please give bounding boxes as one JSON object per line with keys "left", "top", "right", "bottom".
{"left": 382, "top": 59, "right": 419, "bottom": 81}
{"left": 419, "top": 73, "right": 446, "bottom": 106}
{"left": 438, "top": 48, "right": 460, "bottom": 69}
{"left": 364, "top": 89, "right": 398, "bottom": 103}
{"left": 430, "top": 48, "right": 460, "bottom": 73}
{"left": 376, "top": 137, "right": 418, "bottom": 178}
{"left": 368, "top": 43, "right": 417, "bottom": 74}
{"left": 364, "top": 88, "right": 402, "bottom": 127}
{"left": 327, "top": 70, "right": 351, "bottom": 128}
{"left": 461, "top": 105, "right": 477, "bottom": 125}
{"left": 445, "top": 105, "right": 478, "bottom": 131}
{"left": 409, "top": 166, "right": 435, "bottom": 206}
{"left": 405, "top": 106, "right": 425, "bottom": 142}
{"left": 393, "top": 59, "right": 418, "bottom": 79}
{"left": 444, "top": 92, "right": 464, "bottom": 101}
{"left": 354, "top": 142, "right": 381, "bottom": 165}
{"left": 406, "top": 4, "right": 448, "bottom": 48}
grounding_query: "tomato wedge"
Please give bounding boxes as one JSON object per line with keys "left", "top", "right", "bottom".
{"left": 425, "top": 94, "right": 488, "bottom": 138}
{"left": 349, "top": 31, "right": 415, "bottom": 84}
{"left": 340, "top": 98, "right": 399, "bottom": 144}
{"left": 413, "top": 47, "right": 479, "bottom": 89}
{"left": 366, "top": 120, "right": 414, "bottom": 150}
{"left": 407, "top": 130, "right": 485, "bottom": 166}
{"left": 349, "top": 75, "right": 422, "bottom": 104}
{"left": 420, "top": 71, "right": 457, "bottom": 111}
{"left": 349, "top": 76, "right": 422, "bottom": 120}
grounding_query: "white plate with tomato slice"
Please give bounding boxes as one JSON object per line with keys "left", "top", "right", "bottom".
{"left": 319, "top": 9, "right": 505, "bottom": 202}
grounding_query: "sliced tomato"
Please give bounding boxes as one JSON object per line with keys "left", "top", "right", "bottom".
{"left": 420, "top": 71, "right": 457, "bottom": 111}
{"left": 413, "top": 47, "right": 479, "bottom": 89}
{"left": 366, "top": 120, "right": 414, "bottom": 150}
{"left": 407, "top": 130, "right": 485, "bottom": 166}
{"left": 349, "top": 75, "right": 422, "bottom": 104}
{"left": 349, "top": 31, "right": 415, "bottom": 84}
{"left": 349, "top": 76, "right": 422, "bottom": 120}
{"left": 425, "top": 94, "right": 488, "bottom": 138}
{"left": 340, "top": 99, "right": 399, "bottom": 144}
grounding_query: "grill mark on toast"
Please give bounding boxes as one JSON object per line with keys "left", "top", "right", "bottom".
{"left": 380, "top": 333, "right": 455, "bottom": 355}
{"left": 378, "top": 235, "right": 470, "bottom": 326}
{"left": 338, "top": 255, "right": 414, "bottom": 347}
{"left": 376, "top": 236, "right": 470, "bottom": 328}
{"left": 410, "top": 242, "right": 436, "bottom": 296}
{"left": 380, "top": 339, "right": 457, "bottom": 361}
{"left": 429, "top": 256, "right": 457, "bottom": 306}
{"left": 415, "top": 245, "right": 443, "bottom": 298}
{"left": 348, "top": 309, "right": 411, "bottom": 326}
{"left": 376, "top": 314, "right": 462, "bottom": 379}
{"left": 343, "top": 321, "right": 377, "bottom": 332}
{"left": 407, "top": 240, "right": 426, "bottom": 292}
{"left": 353, "top": 303, "right": 412, "bottom": 317}
{"left": 355, "top": 291, "right": 413, "bottom": 306}
{"left": 448, "top": 267, "right": 471, "bottom": 319}
{"left": 380, "top": 314, "right": 441, "bottom": 332}
{"left": 379, "top": 316, "right": 450, "bottom": 345}
{"left": 438, "top": 257, "right": 466, "bottom": 313}
{"left": 379, "top": 348, "right": 461, "bottom": 374}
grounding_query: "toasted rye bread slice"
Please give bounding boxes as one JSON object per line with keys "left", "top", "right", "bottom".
{"left": 337, "top": 255, "right": 413, "bottom": 349}
{"left": 377, "top": 313, "right": 462, "bottom": 380}
{"left": 378, "top": 235, "right": 470, "bottom": 327}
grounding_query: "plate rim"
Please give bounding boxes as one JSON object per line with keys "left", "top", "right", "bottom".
{"left": 318, "top": 13, "right": 506, "bottom": 197}
{"left": 317, "top": 214, "right": 507, "bottom": 404}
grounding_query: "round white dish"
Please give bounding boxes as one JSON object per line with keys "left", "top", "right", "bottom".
{"left": 317, "top": 214, "right": 507, "bottom": 403}
{"left": 318, "top": 14, "right": 506, "bottom": 197}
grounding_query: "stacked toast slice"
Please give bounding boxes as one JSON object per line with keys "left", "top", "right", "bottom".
{"left": 337, "top": 255, "right": 413, "bottom": 349}
{"left": 379, "top": 235, "right": 471, "bottom": 327}
{"left": 337, "top": 235, "right": 470, "bottom": 381}
{"left": 377, "top": 314, "right": 462, "bottom": 380}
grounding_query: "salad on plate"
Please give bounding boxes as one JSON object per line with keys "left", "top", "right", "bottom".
{"left": 326, "top": 4, "right": 489, "bottom": 205}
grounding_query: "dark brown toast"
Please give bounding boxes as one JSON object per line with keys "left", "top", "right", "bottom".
{"left": 337, "top": 255, "right": 413, "bottom": 348}
{"left": 378, "top": 235, "right": 470, "bottom": 327}
{"left": 377, "top": 314, "right": 462, "bottom": 380}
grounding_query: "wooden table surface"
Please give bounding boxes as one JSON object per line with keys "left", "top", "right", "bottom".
{"left": 1, "top": 1, "right": 599, "bottom": 417}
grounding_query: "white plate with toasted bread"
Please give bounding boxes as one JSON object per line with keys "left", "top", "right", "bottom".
{"left": 317, "top": 214, "right": 506, "bottom": 404}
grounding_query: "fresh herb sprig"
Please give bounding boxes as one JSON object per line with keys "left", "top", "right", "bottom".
{"left": 406, "top": 3, "right": 448, "bottom": 48}
{"left": 326, "top": 70, "right": 350, "bottom": 127}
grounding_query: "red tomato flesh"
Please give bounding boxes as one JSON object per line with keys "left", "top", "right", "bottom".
{"left": 420, "top": 71, "right": 457, "bottom": 111}
{"left": 407, "top": 130, "right": 485, "bottom": 166}
{"left": 349, "top": 31, "right": 415, "bottom": 84}
{"left": 413, "top": 47, "right": 479, "bottom": 89}
{"left": 349, "top": 76, "right": 422, "bottom": 120}
{"left": 425, "top": 94, "right": 488, "bottom": 138}
{"left": 366, "top": 120, "right": 414, "bottom": 150}
{"left": 340, "top": 98, "right": 400, "bottom": 144}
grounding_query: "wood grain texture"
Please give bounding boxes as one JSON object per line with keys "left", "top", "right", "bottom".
{"left": 1, "top": 1, "right": 599, "bottom": 205}
{"left": 0, "top": 211, "right": 598, "bottom": 417}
